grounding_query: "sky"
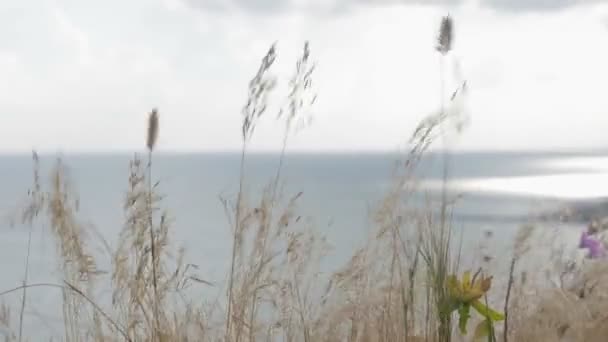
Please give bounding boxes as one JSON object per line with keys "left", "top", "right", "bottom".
{"left": 1, "top": 0, "right": 608, "bottom": 153}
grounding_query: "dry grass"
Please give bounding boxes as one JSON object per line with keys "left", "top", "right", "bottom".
{"left": 0, "top": 15, "right": 606, "bottom": 342}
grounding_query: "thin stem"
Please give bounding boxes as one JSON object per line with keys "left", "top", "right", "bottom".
{"left": 503, "top": 257, "right": 516, "bottom": 342}
{"left": 484, "top": 294, "right": 497, "bottom": 342}
{"left": 0, "top": 283, "right": 63, "bottom": 298}
{"left": 272, "top": 131, "right": 289, "bottom": 202}
{"left": 247, "top": 129, "right": 289, "bottom": 339}
{"left": 294, "top": 279, "right": 310, "bottom": 342}
{"left": 387, "top": 241, "right": 396, "bottom": 340}
{"left": 404, "top": 245, "right": 420, "bottom": 341}
{"left": 436, "top": 55, "right": 449, "bottom": 286}
{"left": 18, "top": 226, "right": 33, "bottom": 342}
{"left": 425, "top": 268, "right": 431, "bottom": 340}
{"left": 64, "top": 281, "right": 133, "bottom": 342}
{"left": 439, "top": 54, "right": 449, "bottom": 237}
{"left": 437, "top": 47, "right": 453, "bottom": 342}
{"left": 248, "top": 292, "right": 257, "bottom": 342}
{"left": 227, "top": 142, "right": 248, "bottom": 341}
{"left": 147, "top": 150, "right": 160, "bottom": 339}
{"left": 0, "top": 282, "right": 132, "bottom": 342}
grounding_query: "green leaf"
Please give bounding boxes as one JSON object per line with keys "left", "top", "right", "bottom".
{"left": 458, "top": 304, "right": 471, "bottom": 334}
{"left": 472, "top": 300, "right": 505, "bottom": 321}
{"left": 473, "top": 320, "right": 490, "bottom": 341}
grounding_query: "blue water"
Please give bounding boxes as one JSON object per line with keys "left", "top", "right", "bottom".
{"left": 0, "top": 152, "right": 597, "bottom": 263}
{"left": 0, "top": 151, "right": 604, "bottom": 338}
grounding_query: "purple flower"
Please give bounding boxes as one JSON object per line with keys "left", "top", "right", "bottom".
{"left": 579, "top": 230, "right": 606, "bottom": 259}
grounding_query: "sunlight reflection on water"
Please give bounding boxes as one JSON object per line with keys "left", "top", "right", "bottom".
{"left": 423, "top": 156, "right": 608, "bottom": 199}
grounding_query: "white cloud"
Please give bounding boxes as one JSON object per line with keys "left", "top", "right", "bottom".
{"left": 0, "top": 0, "right": 607, "bottom": 152}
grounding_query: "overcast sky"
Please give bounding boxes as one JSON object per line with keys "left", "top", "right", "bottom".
{"left": 1, "top": 0, "right": 608, "bottom": 152}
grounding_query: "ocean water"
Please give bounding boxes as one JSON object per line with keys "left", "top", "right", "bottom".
{"left": 0, "top": 151, "right": 607, "bottom": 337}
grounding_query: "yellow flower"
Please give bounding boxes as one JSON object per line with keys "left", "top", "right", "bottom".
{"left": 446, "top": 270, "right": 504, "bottom": 335}
{"left": 447, "top": 270, "right": 493, "bottom": 304}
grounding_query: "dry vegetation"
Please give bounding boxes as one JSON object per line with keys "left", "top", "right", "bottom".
{"left": 0, "top": 15, "right": 606, "bottom": 342}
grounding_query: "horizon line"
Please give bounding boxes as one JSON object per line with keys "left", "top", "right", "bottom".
{"left": 0, "top": 147, "right": 606, "bottom": 156}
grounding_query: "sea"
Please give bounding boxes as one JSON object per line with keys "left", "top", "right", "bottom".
{"left": 1, "top": 151, "right": 607, "bottom": 338}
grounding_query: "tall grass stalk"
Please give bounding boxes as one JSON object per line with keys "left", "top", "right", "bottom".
{"left": 226, "top": 43, "right": 277, "bottom": 341}
{"left": 273, "top": 41, "right": 316, "bottom": 198}
{"left": 18, "top": 151, "right": 43, "bottom": 342}
{"left": 18, "top": 224, "right": 31, "bottom": 342}
{"left": 433, "top": 14, "right": 455, "bottom": 342}
{"left": 146, "top": 108, "right": 161, "bottom": 339}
